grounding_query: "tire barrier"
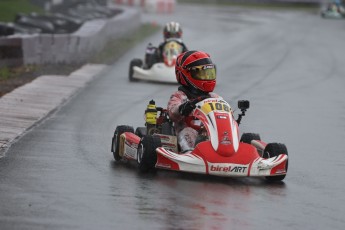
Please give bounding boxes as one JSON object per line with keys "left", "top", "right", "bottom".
{"left": 0, "top": 6, "right": 140, "bottom": 66}
{"left": 0, "top": 38, "right": 23, "bottom": 68}
{"left": 113, "top": 0, "right": 176, "bottom": 14}
{"left": 114, "top": 0, "right": 146, "bottom": 7}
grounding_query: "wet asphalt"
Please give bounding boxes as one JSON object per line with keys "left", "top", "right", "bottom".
{"left": 1, "top": 4, "right": 345, "bottom": 230}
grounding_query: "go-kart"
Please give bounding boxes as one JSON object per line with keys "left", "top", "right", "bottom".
{"left": 321, "top": 3, "right": 345, "bottom": 19}
{"left": 111, "top": 97, "right": 288, "bottom": 181}
{"left": 128, "top": 39, "right": 184, "bottom": 83}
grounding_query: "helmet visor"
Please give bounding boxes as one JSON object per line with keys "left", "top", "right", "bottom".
{"left": 188, "top": 65, "right": 216, "bottom": 80}
{"left": 165, "top": 32, "right": 181, "bottom": 39}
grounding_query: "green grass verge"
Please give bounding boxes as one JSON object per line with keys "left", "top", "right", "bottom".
{"left": 0, "top": 0, "right": 44, "bottom": 22}
{"left": 0, "top": 23, "right": 160, "bottom": 96}
{"left": 177, "top": 0, "right": 319, "bottom": 11}
{"left": 90, "top": 23, "right": 161, "bottom": 64}
{"left": 0, "top": 67, "right": 10, "bottom": 81}
{"left": 0, "top": 65, "right": 37, "bottom": 81}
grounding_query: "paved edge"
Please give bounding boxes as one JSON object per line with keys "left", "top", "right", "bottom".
{"left": 0, "top": 64, "right": 109, "bottom": 157}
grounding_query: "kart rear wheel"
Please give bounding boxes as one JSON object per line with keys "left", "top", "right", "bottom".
{"left": 240, "top": 133, "right": 261, "bottom": 144}
{"left": 137, "top": 135, "right": 161, "bottom": 173}
{"left": 161, "top": 122, "right": 174, "bottom": 135}
{"left": 135, "top": 127, "right": 147, "bottom": 138}
{"left": 263, "top": 143, "right": 288, "bottom": 182}
{"left": 129, "top": 58, "right": 143, "bottom": 82}
{"left": 111, "top": 125, "right": 134, "bottom": 161}
{"left": 195, "top": 135, "right": 208, "bottom": 146}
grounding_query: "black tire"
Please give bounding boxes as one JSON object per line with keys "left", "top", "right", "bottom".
{"left": 161, "top": 122, "right": 174, "bottom": 135}
{"left": 145, "top": 52, "right": 157, "bottom": 69}
{"left": 195, "top": 135, "right": 208, "bottom": 146}
{"left": 111, "top": 125, "right": 134, "bottom": 161}
{"left": 137, "top": 135, "right": 161, "bottom": 173}
{"left": 129, "top": 58, "right": 143, "bottom": 82}
{"left": 240, "top": 133, "right": 261, "bottom": 144}
{"left": 135, "top": 127, "right": 147, "bottom": 138}
{"left": 263, "top": 143, "right": 288, "bottom": 181}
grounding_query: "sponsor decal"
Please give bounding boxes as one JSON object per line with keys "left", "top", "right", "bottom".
{"left": 217, "top": 115, "right": 227, "bottom": 119}
{"left": 220, "top": 140, "right": 231, "bottom": 145}
{"left": 204, "top": 99, "right": 219, "bottom": 103}
{"left": 203, "top": 65, "right": 215, "bottom": 70}
{"left": 124, "top": 142, "right": 137, "bottom": 159}
{"left": 125, "top": 140, "right": 138, "bottom": 149}
{"left": 220, "top": 131, "right": 231, "bottom": 145}
{"left": 156, "top": 163, "right": 171, "bottom": 169}
{"left": 210, "top": 165, "right": 247, "bottom": 173}
{"left": 275, "top": 169, "right": 286, "bottom": 174}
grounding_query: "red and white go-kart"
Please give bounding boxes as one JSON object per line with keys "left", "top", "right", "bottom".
{"left": 111, "top": 97, "right": 288, "bottom": 181}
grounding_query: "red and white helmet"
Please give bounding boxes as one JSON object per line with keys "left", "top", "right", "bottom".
{"left": 163, "top": 21, "right": 182, "bottom": 40}
{"left": 175, "top": 51, "right": 216, "bottom": 93}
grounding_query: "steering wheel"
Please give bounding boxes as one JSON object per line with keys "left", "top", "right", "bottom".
{"left": 184, "top": 95, "right": 210, "bottom": 130}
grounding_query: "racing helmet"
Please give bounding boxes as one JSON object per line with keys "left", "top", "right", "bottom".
{"left": 163, "top": 21, "right": 182, "bottom": 40}
{"left": 175, "top": 50, "right": 216, "bottom": 93}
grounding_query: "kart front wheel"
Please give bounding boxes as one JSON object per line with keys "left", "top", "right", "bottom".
{"left": 240, "top": 133, "right": 261, "bottom": 144}
{"left": 137, "top": 135, "right": 161, "bottom": 173}
{"left": 263, "top": 143, "right": 288, "bottom": 182}
{"left": 111, "top": 125, "right": 134, "bottom": 161}
{"left": 129, "top": 59, "right": 143, "bottom": 82}
{"left": 135, "top": 127, "right": 147, "bottom": 138}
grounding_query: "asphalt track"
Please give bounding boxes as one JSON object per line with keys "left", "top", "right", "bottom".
{"left": 1, "top": 4, "right": 345, "bottom": 230}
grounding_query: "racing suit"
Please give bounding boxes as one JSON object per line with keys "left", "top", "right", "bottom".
{"left": 167, "top": 86, "right": 220, "bottom": 153}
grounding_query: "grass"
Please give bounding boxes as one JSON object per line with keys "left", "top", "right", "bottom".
{"left": 0, "top": 67, "right": 10, "bottom": 80}
{"left": 0, "top": 23, "right": 160, "bottom": 96}
{"left": 90, "top": 23, "right": 161, "bottom": 64}
{"left": 0, "top": 23, "right": 160, "bottom": 80}
{"left": 0, "top": 0, "right": 44, "bottom": 22}
{"left": 0, "top": 23, "right": 160, "bottom": 78}
{"left": 0, "top": 65, "right": 36, "bottom": 81}
{"left": 177, "top": 0, "right": 319, "bottom": 11}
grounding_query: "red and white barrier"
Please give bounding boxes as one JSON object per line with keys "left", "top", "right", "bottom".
{"left": 145, "top": 0, "right": 175, "bottom": 14}
{"left": 114, "top": 0, "right": 176, "bottom": 14}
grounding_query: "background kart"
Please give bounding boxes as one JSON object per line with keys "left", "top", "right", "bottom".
{"left": 321, "top": 9, "right": 344, "bottom": 18}
{"left": 321, "top": 3, "right": 345, "bottom": 19}
{"left": 111, "top": 98, "right": 289, "bottom": 181}
{"left": 128, "top": 39, "right": 183, "bottom": 83}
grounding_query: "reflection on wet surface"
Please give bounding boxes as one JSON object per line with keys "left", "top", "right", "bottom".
{"left": 110, "top": 161, "right": 288, "bottom": 229}
{"left": 2, "top": 3, "right": 345, "bottom": 230}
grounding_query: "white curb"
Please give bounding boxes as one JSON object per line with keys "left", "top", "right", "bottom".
{"left": 0, "top": 64, "right": 108, "bottom": 156}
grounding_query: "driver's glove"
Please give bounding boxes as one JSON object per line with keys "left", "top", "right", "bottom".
{"left": 179, "top": 101, "right": 195, "bottom": 116}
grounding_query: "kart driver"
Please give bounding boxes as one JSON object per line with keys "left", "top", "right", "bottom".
{"left": 327, "top": 0, "right": 344, "bottom": 12}
{"left": 145, "top": 21, "right": 188, "bottom": 68}
{"left": 167, "top": 51, "right": 220, "bottom": 153}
